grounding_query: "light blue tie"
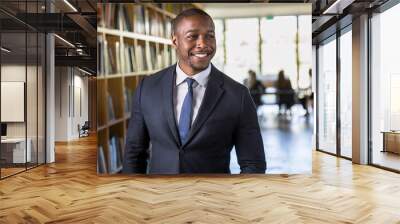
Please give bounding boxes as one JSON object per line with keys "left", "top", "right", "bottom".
{"left": 179, "top": 78, "right": 195, "bottom": 144}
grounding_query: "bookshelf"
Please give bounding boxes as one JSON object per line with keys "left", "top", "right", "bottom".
{"left": 97, "top": 3, "right": 199, "bottom": 174}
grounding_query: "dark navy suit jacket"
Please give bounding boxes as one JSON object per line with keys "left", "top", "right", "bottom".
{"left": 123, "top": 64, "right": 266, "bottom": 174}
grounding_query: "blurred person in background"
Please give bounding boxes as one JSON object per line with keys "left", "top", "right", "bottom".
{"left": 276, "top": 70, "right": 295, "bottom": 115}
{"left": 244, "top": 70, "right": 265, "bottom": 110}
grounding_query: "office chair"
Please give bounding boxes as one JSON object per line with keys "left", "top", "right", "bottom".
{"left": 78, "top": 121, "right": 90, "bottom": 138}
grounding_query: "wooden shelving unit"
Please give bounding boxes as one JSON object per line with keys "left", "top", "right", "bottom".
{"left": 97, "top": 3, "right": 198, "bottom": 174}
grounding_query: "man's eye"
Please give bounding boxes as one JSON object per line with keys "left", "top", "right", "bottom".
{"left": 207, "top": 34, "right": 215, "bottom": 39}
{"left": 187, "top": 35, "right": 197, "bottom": 39}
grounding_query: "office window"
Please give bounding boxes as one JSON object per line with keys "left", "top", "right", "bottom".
{"left": 317, "top": 37, "right": 337, "bottom": 154}
{"left": 261, "top": 16, "right": 311, "bottom": 89}
{"left": 340, "top": 29, "right": 352, "bottom": 158}
{"left": 297, "top": 15, "right": 313, "bottom": 90}
{"left": 261, "top": 16, "right": 296, "bottom": 79}
{"left": 371, "top": 3, "right": 400, "bottom": 171}
{"left": 224, "top": 18, "right": 259, "bottom": 83}
{"left": 212, "top": 19, "right": 225, "bottom": 72}
{"left": 213, "top": 16, "right": 312, "bottom": 87}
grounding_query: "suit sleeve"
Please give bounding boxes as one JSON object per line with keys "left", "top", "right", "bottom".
{"left": 234, "top": 87, "right": 266, "bottom": 173}
{"left": 122, "top": 78, "right": 150, "bottom": 174}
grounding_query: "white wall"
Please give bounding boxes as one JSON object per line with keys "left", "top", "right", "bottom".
{"left": 55, "top": 66, "right": 69, "bottom": 141}
{"left": 76, "top": 71, "right": 89, "bottom": 138}
{"left": 54, "top": 67, "right": 89, "bottom": 141}
{"left": 1, "top": 64, "right": 26, "bottom": 81}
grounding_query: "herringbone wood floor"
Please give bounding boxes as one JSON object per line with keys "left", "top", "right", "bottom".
{"left": 1, "top": 135, "right": 400, "bottom": 223}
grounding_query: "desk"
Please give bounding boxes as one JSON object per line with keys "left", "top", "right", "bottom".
{"left": 381, "top": 131, "right": 400, "bottom": 154}
{"left": 1, "top": 138, "right": 31, "bottom": 163}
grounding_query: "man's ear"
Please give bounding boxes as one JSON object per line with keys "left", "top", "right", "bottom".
{"left": 172, "top": 34, "right": 178, "bottom": 49}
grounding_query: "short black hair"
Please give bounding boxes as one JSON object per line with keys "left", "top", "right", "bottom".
{"left": 171, "top": 8, "right": 214, "bottom": 36}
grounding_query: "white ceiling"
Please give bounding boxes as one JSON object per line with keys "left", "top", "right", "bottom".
{"left": 201, "top": 3, "right": 311, "bottom": 19}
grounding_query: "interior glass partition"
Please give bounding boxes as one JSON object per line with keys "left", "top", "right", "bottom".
{"left": 0, "top": 1, "right": 46, "bottom": 179}
{"left": 317, "top": 36, "right": 337, "bottom": 155}
{"left": 0, "top": 3, "right": 28, "bottom": 176}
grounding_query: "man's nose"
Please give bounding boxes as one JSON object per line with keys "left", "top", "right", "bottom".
{"left": 196, "top": 36, "right": 207, "bottom": 48}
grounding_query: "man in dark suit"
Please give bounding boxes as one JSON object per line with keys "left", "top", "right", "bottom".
{"left": 123, "top": 8, "right": 266, "bottom": 174}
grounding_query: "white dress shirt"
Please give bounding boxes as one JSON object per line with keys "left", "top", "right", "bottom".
{"left": 174, "top": 63, "right": 211, "bottom": 126}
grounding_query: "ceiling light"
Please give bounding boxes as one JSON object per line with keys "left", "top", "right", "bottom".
{"left": 63, "top": 0, "right": 78, "bottom": 12}
{"left": 54, "top": 34, "right": 75, "bottom": 48}
{"left": 1, "top": 47, "right": 11, "bottom": 53}
{"left": 76, "top": 48, "right": 85, "bottom": 55}
{"left": 322, "top": 0, "right": 353, "bottom": 15}
{"left": 78, "top": 67, "right": 93, "bottom": 76}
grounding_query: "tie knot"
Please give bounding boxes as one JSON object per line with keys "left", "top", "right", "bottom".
{"left": 185, "top": 78, "right": 195, "bottom": 88}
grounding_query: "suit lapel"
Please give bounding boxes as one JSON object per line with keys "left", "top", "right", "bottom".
{"left": 162, "top": 64, "right": 181, "bottom": 146}
{"left": 182, "top": 65, "right": 225, "bottom": 148}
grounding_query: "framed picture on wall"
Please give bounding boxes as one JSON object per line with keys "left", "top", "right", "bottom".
{"left": 1, "top": 81, "right": 25, "bottom": 122}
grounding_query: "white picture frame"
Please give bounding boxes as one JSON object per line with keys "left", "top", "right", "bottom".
{"left": 1, "top": 81, "right": 25, "bottom": 122}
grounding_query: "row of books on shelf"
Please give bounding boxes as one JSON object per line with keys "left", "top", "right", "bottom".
{"left": 98, "top": 136, "right": 124, "bottom": 174}
{"left": 99, "top": 4, "right": 173, "bottom": 38}
{"left": 152, "top": 3, "right": 198, "bottom": 17}
{"left": 97, "top": 36, "right": 119, "bottom": 75}
{"left": 137, "top": 45, "right": 149, "bottom": 72}
{"left": 106, "top": 89, "right": 135, "bottom": 122}
{"left": 98, "top": 4, "right": 120, "bottom": 30}
{"left": 148, "top": 9, "right": 172, "bottom": 38}
{"left": 107, "top": 92, "right": 116, "bottom": 121}
{"left": 98, "top": 37, "right": 174, "bottom": 75}
{"left": 124, "top": 88, "right": 135, "bottom": 115}
{"left": 124, "top": 45, "right": 138, "bottom": 74}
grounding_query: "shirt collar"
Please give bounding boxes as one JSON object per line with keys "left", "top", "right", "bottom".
{"left": 175, "top": 62, "right": 211, "bottom": 87}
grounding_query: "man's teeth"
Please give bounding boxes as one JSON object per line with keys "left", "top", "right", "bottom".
{"left": 193, "top": 53, "right": 207, "bottom": 58}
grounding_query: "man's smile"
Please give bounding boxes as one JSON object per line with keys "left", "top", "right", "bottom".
{"left": 190, "top": 50, "right": 213, "bottom": 60}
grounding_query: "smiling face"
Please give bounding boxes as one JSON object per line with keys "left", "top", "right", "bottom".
{"left": 172, "top": 15, "right": 216, "bottom": 76}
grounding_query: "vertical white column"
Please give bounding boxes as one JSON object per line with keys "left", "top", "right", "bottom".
{"left": 46, "top": 1, "right": 55, "bottom": 163}
{"left": 352, "top": 14, "right": 369, "bottom": 164}
{"left": 46, "top": 33, "right": 55, "bottom": 163}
